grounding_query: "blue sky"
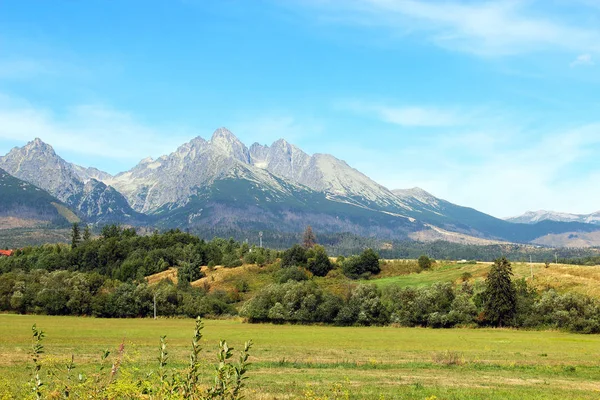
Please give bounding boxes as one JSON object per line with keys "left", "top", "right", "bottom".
{"left": 1, "top": 0, "right": 600, "bottom": 217}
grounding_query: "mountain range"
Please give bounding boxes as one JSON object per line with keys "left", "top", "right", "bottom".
{"left": 1, "top": 128, "right": 599, "bottom": 247}
{"left": 506, "top": 210, "right": 600, "bottom": 225}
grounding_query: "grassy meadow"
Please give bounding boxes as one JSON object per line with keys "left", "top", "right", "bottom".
{"left": 1, "top": 314, "right": 600, "bottom": 399}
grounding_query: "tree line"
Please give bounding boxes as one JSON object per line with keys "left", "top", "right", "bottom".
{"left": 242, "top": 257, "right": 600, "bottom": 333}
{"left": 1, "top": 225, "right": 599, "bottom": 333}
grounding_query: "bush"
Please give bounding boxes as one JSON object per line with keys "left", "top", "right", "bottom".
{"left": 275, "top": 267, "right": 309, "bottom": 284}
{"left": 342, "top": 249, "right": 380, "bottom": 279}
{"left": 222, "top": 253, "right": 243, "bottom": 268}
{"left": 306, "top": 245, "right": 333, "bottom": 277}
{"left": 281, "top": 245, "right": 308, "bottom": 268}
{"left": 386, "top": 283, "right": 456, "bottom": 328}
{"left": 241, "top": 281, "right": 342, "bottom": 324}
{"left": 418, "top": 255, "right": 432, "bottom": 270}
{"left": 460, "top": 272, "right": 472, "bottom": 282}
{"left": 335, "top": 285, "right": 388, "bottom": 326}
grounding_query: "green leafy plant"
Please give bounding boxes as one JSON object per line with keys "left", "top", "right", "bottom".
{"left": 26, "top": 318, "right": 253, "bottom": 400}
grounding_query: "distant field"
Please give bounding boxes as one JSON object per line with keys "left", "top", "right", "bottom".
{"left": 362, "top": 261, "right": 600, "bottom": 299}
{"left": 1, "top": 315, "right": 600, "bottom": 399}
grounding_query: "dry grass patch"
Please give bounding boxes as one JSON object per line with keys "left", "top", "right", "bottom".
{"left": 146, "top": 267, "right": 178, "bottom": 285}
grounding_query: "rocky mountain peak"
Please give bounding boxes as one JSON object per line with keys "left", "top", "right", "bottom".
{"left": 210, "top": 127, "right": 250, "bottom": 163}
{"left": 20, "top": 137, "right": 56, "bottom": 156}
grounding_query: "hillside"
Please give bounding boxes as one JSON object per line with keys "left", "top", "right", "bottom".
{"left": 507, "top": 210, "right": 600, "bottom": 225}
{"left": 0, "top": 168, "right": 76, "bottom": 229}
{"left": 146, "top": 258, "right": 600, "bottom": 302}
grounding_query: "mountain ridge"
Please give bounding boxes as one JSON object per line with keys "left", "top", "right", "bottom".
{"left": 506, "top": 210, "right": 600, "bottom": 225}
{"left": 1, "top": 128, "right": 599, "bottom": 246}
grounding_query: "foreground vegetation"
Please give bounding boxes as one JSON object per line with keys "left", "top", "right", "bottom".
{"left": 1, "top": 315, "right": 600, "bottom": 399}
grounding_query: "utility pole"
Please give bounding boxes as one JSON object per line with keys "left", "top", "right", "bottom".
{"left": 530, "top": 255, "right": 533, "bottom": 279}
{"left": 259, "top": 231, "right": 263, "bottom": 248}
{"left": 153, "top": 293, "right": 157, "bottom": 320}
{"left": 555, "top": 252, "right": 558, "bottom": 264}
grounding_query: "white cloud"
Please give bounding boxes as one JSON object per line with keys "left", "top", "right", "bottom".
{"left": 338, "top": 100, "right": 464, "bottom": 127}
{"left": 570, "top": 53, "right": 595, "bottom": 67}
{"left": 362, "top": 123, "right": 600, "bottom": 217}
{"left": 293, "top": 0, "right": 600, "bottom": 56}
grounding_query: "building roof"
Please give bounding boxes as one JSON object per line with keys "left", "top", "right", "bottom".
{"left": 0, "top": 250, "right": 13, "bottom": 256}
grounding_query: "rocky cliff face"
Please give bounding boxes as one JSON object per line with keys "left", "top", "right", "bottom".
{"left": 108, "top": 128, "right": 412, "bottom": 215}
{"left": 107, "top": 129, "right": 309, "bottom": 214}
{"left": 249, "top": 138, "right": 407, "bottom": 211}
{"left": 0, "top": 138, "right": 84, "bottom": 204}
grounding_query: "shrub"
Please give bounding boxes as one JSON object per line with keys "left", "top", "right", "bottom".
{"left": 342, "top": 249, "right": 380, "bottom": 279}
{"left": 241, "top": 281, "right": 342, "bottom": 324}
{"left": 306, "top": 245, "right": 333, "bottom": 277}
{"left": 335, "top": 285, "right": 389, "bottom": 326}
{"left": 281, "top": 245, "right": 308, "bottom": 268}
{"left": 460, "top": 272, "right": 472, "bottom": 282}
{"left": 418, "top": 255, "right": 432, "bottom": 271}
{"left": 275, "top": 267, "right": 309, "bottom": 284}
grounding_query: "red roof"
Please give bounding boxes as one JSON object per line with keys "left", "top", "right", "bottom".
{"left": 0, "top": 250, "right": 13, "bottom": 257}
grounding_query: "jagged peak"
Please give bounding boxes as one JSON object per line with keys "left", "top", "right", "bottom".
{"left": 23, "top": 137, "right": 55, "bottom": 153}
{"left": 210, "top": 127, "right": 239, "bottom": 143}
{"left": 173, "top": 136, "right": 208, "bottom": 155}
{"left": 272, "top": 138, "right": 289, "bottom": 147}
{"left": 209, "top": 127, "right": 250, "bottom": 163}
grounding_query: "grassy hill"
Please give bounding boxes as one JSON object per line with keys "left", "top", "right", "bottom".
{"left": 146, "top": 258, "right": 600, "bottom": 304}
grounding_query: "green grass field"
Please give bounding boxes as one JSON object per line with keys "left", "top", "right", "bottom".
{"left": 2, "top": 314, "right": 600, "bottom": 399}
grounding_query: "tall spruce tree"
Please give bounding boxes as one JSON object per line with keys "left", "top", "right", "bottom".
{"left": 483, "top": 257, "right": 517, "bottom": 327}
{"left": 82, "top": 225, "right": 91, "bottom": 242}
{"left": 302, "top": 226, "right": 316, "bottom": 249}
{"left": 71, "top": 222, "right": 81, "bottom": 249}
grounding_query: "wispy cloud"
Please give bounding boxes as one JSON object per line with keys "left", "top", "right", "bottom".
{"left": 292, "top": 0, "right": 600, "bottom": 56}
{"left": 360, "top": 122, "right": 600, "bottom": 216}
{"left": 338, "top": 100, "right": 467, "bottom": 127}
{"left": 570, "top": 53, "right": 595, "bottom": 67}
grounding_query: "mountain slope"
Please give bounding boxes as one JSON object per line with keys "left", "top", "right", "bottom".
{"left": 0, "top": 139, "right": 141, "bottom": 224}
{"left": 0, "top": 168, "right": 77, "bottom": 229}
{"left": 249, "top": 138, "right": 409, "bottom": 212}
{"left": 392, "top": 188, "right": 600, "bottom": 243}
{"left": 506, "top": 210, "right": 600, "bottom": 225}
{"left": 108, "top": 130, "right": 318, "bottom": 214}
{"left": 0, "top": 138, "right": 84, "bottom": 204}
{"left": 156, "top": 176, "right": 422, "bottom": 239}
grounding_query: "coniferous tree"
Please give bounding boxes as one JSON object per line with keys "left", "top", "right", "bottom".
{"left": 82, "top": 225, "right": 91, "bottom": 242}
{"left": 302, "top": 226, "right": 316, "bottom": 249}
{"left": 483, "top": 257, "right": 517, "bottom": 327}
{"left": 71, "top": 223, "right": 81, "bottom": 249}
